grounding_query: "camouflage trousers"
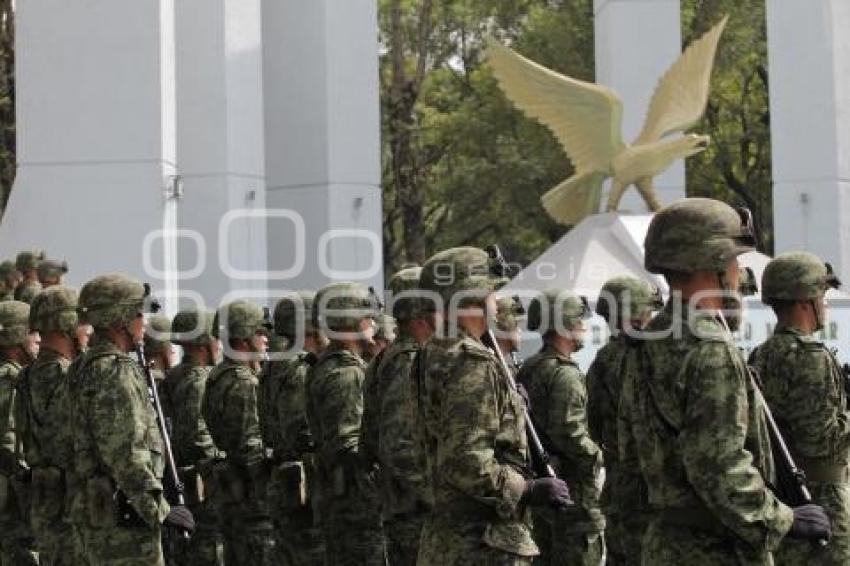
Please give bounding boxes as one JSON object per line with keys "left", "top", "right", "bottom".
{"left": 531, "top": 509, "right": 605, "bottom": 566}
{"left": 163, "top": 503, "right": 223, "bottom": 566}
{"left": 384, "top": 510, "right": 427, "bottom": 566}
{"left": 604, "top": 511, "right": 649, "bottom": 566}
{"left": 31, "top": 512, "right": 76, "bottom": 565}
{"left": 273, "top": 505, "right": 326, "bottom": 566}
{"left": 219, "top": 506, "right": 276, "bottom": 566}
{"left": 319, "top": 483, "right": 385, "bottom": 565}
{"left": 775, "top": 481, "right": 850, "bottom": 566}
{"left": 78, "top": 522, "right": 164, "bottom": 565}
{"left": 0, "top": 484, "right": 38, "bottom": 566}
{"left": 417, "top": 514, "right": 535, "bottom": 566}
{"left": 641, "top": 520, "right": 772, "bottom": 566}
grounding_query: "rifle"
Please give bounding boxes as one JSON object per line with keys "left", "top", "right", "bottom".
{"left": 135, "top": 344, "right": 190, "bottom": 540}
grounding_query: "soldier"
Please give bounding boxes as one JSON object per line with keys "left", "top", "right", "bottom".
{"left": 494, "top": 295, "right": 524, "bottom": 374}
{"left": 517, "top": 289, "right": 605, "bottom": 565}
{"left": 750, "top": 251, "right": 850, "bottom": 564}
{"left": 201, "top": 300, "right": 275, "bottom": 564}
{"left": 160, "top": 309, "right": 224, "bottom": 566}
{"left": 145, "top": 314, "right": 175, "bottom": 384}
{"left": 14, "top": 249, "right": 45, "bottom": 304}
{"left": 18, "top": 286, "right": 86, "bottom": 565}
{"left": 360, "top": 266, "right": 433, "bottom": 565}
{"left": 414, "top": 247, "right": 571, "bottom": 565}
{"left": 0, "top": 260, "right": 20, "bottom": 301}
{"left": 367, "top": 312, "right": 397, "bottom": 362}
{"left": 586, "top": 277, "right": 662, "bottom": 565}
{"left": 306, "top": 281, "right": 386, "bottom": 565}
{"left": 265, "top": 290, "right": 328, "bottom": 566}
{"left": 618, "top": 198, "right": 830, "bottom": 564}
{"left": 0, "top": 301, "right": 39, "bottom": 565}
{"left": 71, "top": 274, "right": 194, "bottom": 565}
{"left": 37, "top": 259, "right": 68, "bottom": 289}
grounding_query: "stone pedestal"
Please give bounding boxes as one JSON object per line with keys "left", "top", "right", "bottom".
{"left": 594, "top": 0, "right": 685, "bottom": 211}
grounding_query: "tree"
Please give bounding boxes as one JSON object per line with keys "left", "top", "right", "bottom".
{"left": 0, "top": 0, "right": 13, "bottom": 216}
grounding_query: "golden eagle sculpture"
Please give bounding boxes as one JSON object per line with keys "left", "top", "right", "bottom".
{"left": 488, "top": 16, "right": 728, "bottom": 225}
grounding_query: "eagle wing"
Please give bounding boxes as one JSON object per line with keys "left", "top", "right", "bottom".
{"left": 634, "top": 16, "right": 728, "bottom": 145}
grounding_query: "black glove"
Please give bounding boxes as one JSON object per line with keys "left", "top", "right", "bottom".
{"left": 522, "top": 478, "right": 572, "bottom": 509}
{"left": 788, "top": 504, "right": 831, "bottom": 541}
{"left": 164, "top": 505, "right": 196, "bottom": 534}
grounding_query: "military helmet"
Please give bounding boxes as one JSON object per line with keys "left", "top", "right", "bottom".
{"left": 0, "top": 301, "right": 31, "bottom": 347}
{"left": 37, "top": 259, "right": 68, "bottom": 282}
{"left": 78, "top": 274, "right": 153, "bottom": 329}
{"left": 313, "top": 282, "right": 379, "bottom": 333}
{"left": 273, "top": 290, "right": 317, "bottom": 338}
{"left": 761, "top": 251, "right": 841, "bottom": 303}
{"left": 144, "top": 314, "right": 172, "bottom": 355}
{"left": 213, "top": 300, "right": 266, "bottom": 342}
{"left": 388, "top": 266, "right": 430, "bottom": 321}
{"left": 644, "top": 198, "right": 756, "bottom": 274}
{"left": 374, "top": 313, "right": 397, "bottom": 342}
{"left": 29, "top": 285, "right": 79, "bottom": 334}
{"left": 16, "top": 249, "right": 45, "bottom": 272}
{"left": 0, "top": 260, "right": 18, "bottom": 282}
{"left": 171, "top": 308, "right": 216, "bottom": 346}
{"left": 596, "top": 276, "right": 663, "bottom": 324}
{"left": 419, "top": 247, "right": 505, "bottom": 310}
{"left": 495, "top": 296, "right": 525, "bottom": 332}
{"left": 527, "top": 289, "right": 591, "bottom": 333}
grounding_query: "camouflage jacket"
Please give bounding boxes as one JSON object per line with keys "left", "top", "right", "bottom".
{"left": 160, "top": 360, "right": 220, "bottom": 468}
{"left": 361, "top": 333, "right": 429, "bottom": 516}
{"left": 305, "top": 344, "right": 367, "bottom": 470}
{"left": 414, "top": 331, "right": 535, "bottom": 555}
{"left": 70, "top": 340, "right": 169, "bottom": 526}
{"left": 0, "top": 290, "right": 13, "bottom": 302}
{"left": 750, "top": 326, "right": 850, "bottom": 535}
{"left": 586, "top": 335, "right": 647, "bottom": 516}
{"left": 618, "top": 301, "right": 793, "bottom": 556}
{"left": 0, "top": 358, "right": 24, "bottom": 475}
{"left": 201, "top": 359, "right": 265, "bottom": 468}
{"left": 266, "top": 352, "right": 317, "bottom": 462}
{"left": 14, "top": 280, "right": 41, "bottom": 305}
{"left": 17, "top": 348, "right": 73, "bottom": 471}
{"left": 518, "top": 345, "right": 604, "bottom": 532}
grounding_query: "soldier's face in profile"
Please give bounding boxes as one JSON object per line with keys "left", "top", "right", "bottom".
{"left": 129, "top": 314, "right": 145, "bottom": 344}
{"left": 25, "top": 331, "right": 40, "bottom": 359}
{"left": 251, "top": 331, "right": 268, "bottom": 354}
{"left": 75, "top": 323, "right": 93, "bottom": 352}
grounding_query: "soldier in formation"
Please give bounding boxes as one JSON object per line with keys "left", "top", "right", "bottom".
{"left": 751, "top": 251, "right": 850, "bottom": 564}
{"left": 14, "top": 250, "right": 45, "bottom": 304}
{"left": 37, "top": 259, "right": 68, "bottom": 289}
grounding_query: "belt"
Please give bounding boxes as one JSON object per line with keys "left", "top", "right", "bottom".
{"left": 655, "top": 506, "right": 726, "bottom": 535}
{"left": 799, "top": 460, "right": 850, "bottom": 484}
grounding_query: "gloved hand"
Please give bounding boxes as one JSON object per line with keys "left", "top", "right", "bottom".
{"left": 788, "top": 504, "right": 831, "bottom": 541}
{"left": 164, "top": 505, "right": 196, "bottom": 534}
{"left": 522, "top": 478, "right": 572, "bottom": 509}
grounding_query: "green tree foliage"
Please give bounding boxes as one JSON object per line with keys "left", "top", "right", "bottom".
{"left": 380, "top": 0, "right": 774, "bottom": 272}
{"left": 0, "top": 0, "right": 13, "bottom": 216}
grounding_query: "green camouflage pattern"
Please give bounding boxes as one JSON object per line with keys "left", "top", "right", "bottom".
{"left": 213, "top": 300, "right": 265, "bottom": 342}
{"left": 313, "top": 282, "right": 378, "bottom": 333}
{"left": 274, "top": 290, "right": 318, "bottom": 339}
{"left": 160, "top": 359, "right": 223, "bottom": 566}
{"left": 201, "top": 358, "right": 275, "bottom": 564}
{"left": 495, "top": 296, "right": 523, "bottom": 333}
{"left": 305, "top": 344, "right": 385, "bottom": 565}
{"left": 28, "top": 285, "right": 79, "bottom": 335}
{"left": 596, "top": 276, "right": 662, "bottom": 326}
{"left": 15, "top": 250, "right": 45, "bottom": 273}
{"left": 644, "top": 198, "right": 756, "bottom": 274}
{"left": 13, "top": 280, "right": 41, "bottom": 305}
{"left": 516, "top": 345, "right": 604, "bottom": 564}
{"left": 526, "top": 289, "right": 589, "bottom": 333}
{"left": 419, "top": 247, "right": 505, "bottom": 309}
{"left": 414, "top": 332, "right": 536, "bottom": 563}
{"left": 144, "top": 314, "right": 173, "bottom": 356}
{"left": 361, "top": 333, "right": 430, "bottom": 564}
{"left": 37, "top": 259, "right": 68, "bottom": 282}
{"left": 265, "top": 352, "right": 326, "bottom": 566}
{"left": 586, "top": 335, "right": 649, "bottom": 565}
{"left": 374, "top": 313, "right": 397, "bottom": 343}
{"left": 618, "top": 301, "right": 794, "bottom": 564}
{"left": 761, "top": 251, "right": 841, "bottom": 302}
{"left": 750, "top": 326, "right": 850, "bottom": 564}
{"left": 69, "top": 338, "right": 169, "bottom": 564}
{"left": 0, "top": 301, "right": 30, "bottom": 347}
{"left": 388, "top": 266, "right": 424, "bottom": 322}
{"left": 18, "top": 347, "right": 78, "bottom": 565}
{"left": 77, "top": 274, "right": 148, "bottom": 329}
{"left": 171, "top": 309, "right": 216, "bottom": 346}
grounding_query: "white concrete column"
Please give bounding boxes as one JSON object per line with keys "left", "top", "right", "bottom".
{"left": 262, "top": 0, "right": 383, "bottom": 291}
{"left": 594, "top": 0, "right": 684, "bottom": 211}
{"left": 767, "top": 0, "right": 850, "bottom": 279}
{"left": 0, "top": 0, "right": 177, "bottom": 292}
{"left": 175, "top": 0, "right": 268, "bottom": 306}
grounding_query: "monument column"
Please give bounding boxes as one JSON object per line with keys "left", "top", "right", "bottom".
{"left": 0, "top": 0, "right": 177, "bottom": 291}
{"left": 766, "top": 0, "right": 850, "bottom": 279}
{"left": 262, "top": 0, "right": 383, "bottom": 291}
{"left": 594, "top": 0, "right": 684, "bottom": 210}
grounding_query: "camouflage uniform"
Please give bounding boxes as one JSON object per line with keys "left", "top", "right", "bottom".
{"left": 519, "top": 290, "right": 605, "bottom": 566}
{"left": 415, "top": 247, "right": 539, "bottom": 565}
{"left": 202, "top": 300, "right": 276, "bottom": 565}
{"left": 70, "top": 275, "right": 170, "bottom": 565}
{"left": 750, "top": 251, "right": 850, "bottom": 565}
{"left": 0, "top": 261, "right": 18, "bottom": 302}
{"left": 159, "top": 309, "right": 224, "bottom": 566}
{"left": 266, "top": 291, "right": 326, "bottom": 566}
{"left": 0, "top": 301, "right": 38, "bottom": 565}
{"left": 586, "top": 277, "right": 661, "bottom": 565}
{"left": 618, "top": 199, "right": 795, "bottom": 565}
{"left": 17, "top": 287, "right": 81, "bottom": 565}
{"left": 361, "top": 267, "right": 430, "bottom": 566}
{"left": 14, "top": 250, "right": 45, "bottom": 305}
{"left": 306, "top": 281, "right": 385, "bottom": 565}
{"left": 37, "top": 259, "right": 68, "bottom": 289}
